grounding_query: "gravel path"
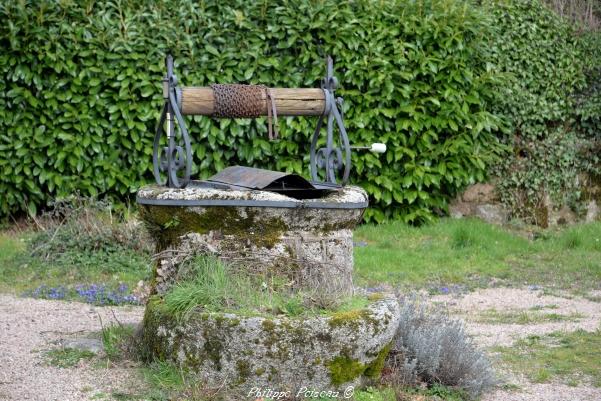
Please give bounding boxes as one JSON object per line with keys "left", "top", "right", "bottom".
{"left": 0, "top": 294, "right": 145, "bottom": 401}
{"left": 1, "top": 288, "right": 600, "bottom": 401}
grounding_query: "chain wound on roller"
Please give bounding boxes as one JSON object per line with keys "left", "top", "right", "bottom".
{"left": 152, "top": 54, "right": 357, "bottom": 189}
{"left": 152, "top": 54, "right": 192, "bottom": 189}
{"left": 310, "top": 56, "right": 352, "bottom": 186}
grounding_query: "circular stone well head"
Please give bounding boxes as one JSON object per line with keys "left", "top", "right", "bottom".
{"left": 141, "top": 293, "right": 400, "bottom": 393}
{"left": 136, "top": 183, "right": 368, "bottom": 297}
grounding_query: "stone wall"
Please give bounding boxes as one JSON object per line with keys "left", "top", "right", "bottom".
{"left": 449, "top": 178, "right": 601, "bottom": 227}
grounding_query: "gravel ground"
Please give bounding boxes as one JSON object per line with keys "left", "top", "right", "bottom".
{"left": 431, "top": 287, "right": 601, "bottom": 347}
{"left": 0, "top": 294, "right": 145, "bottom": 401}
{"left": 482, "top": 383, "right": 601, "bottom": 401}
{"left": 433, "top": 287, "right": 601, "bottom": 401}
{"left": 1, "top": 288, "right": 600, "bottom": 401}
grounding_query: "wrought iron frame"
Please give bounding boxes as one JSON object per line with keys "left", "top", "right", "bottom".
{"left": 152, "top": 55, "right": 352, "bottom": 188}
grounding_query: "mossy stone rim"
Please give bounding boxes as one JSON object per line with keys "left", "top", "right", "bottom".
{"left": 136, "top": 184, "right": 369, "bottom": 209}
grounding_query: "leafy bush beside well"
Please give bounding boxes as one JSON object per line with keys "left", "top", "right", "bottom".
{"left": 0, "top": 0, "right": 504, "bottom": 223}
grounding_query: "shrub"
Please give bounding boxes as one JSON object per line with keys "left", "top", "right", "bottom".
{"left": 0, "top": 0, "right": 504, "bottom": 223}
{"left": 483, "top": 0, "right": 601, "bottom": 222}
{"left": 29, "top": 196, "right": 152, "bottom": 264}
{"left": 7, "top": 196, "right": 154, "bottom": 302}
{"left": 575, "top": 30, "right": 601, "bottom": 178}
{"left": 384, "top": 296, "right": 496, "bottom": 399}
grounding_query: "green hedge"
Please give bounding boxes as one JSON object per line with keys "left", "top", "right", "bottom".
{"left": 576, "top": 30, "right": 601, "bottom": 178}
{"left": 483, "top": 0, "right": 601, "bottom": 220}
{"left": 0, "top": 0, "right": 503, "bottom": 223}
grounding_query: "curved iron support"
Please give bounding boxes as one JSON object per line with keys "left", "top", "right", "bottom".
{"left": 152, "top": 55, "right": 192, "bottom": 188}
{"left": 309, "top": 56, "right": 351, "bottom": 186}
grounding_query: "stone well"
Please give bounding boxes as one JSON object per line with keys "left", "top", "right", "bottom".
{"left": 136, "top": 182, "right": 400, "bottom": 392}
{"left": 137, "top": 183, "right": 369, "bottom": 297}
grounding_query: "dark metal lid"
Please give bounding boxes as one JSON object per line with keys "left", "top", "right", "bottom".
{"left": 203, "top": 166, "right": 339, "bottom": 199}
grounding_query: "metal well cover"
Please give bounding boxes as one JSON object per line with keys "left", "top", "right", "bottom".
{"left": 205, "top": 166, "right": 338, "bottom": 199}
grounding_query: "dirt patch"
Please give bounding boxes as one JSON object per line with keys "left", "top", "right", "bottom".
{"left": 0, "top": 294, "right": 144, "bottom": 401}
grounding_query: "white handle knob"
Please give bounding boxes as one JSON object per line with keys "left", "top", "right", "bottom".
{"left": 370, "top": 143, "right": 387, "bottom": 153}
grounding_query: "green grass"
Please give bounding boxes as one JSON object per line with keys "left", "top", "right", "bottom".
{"left": 162, "top": 255, "right": 369, "bottom": 319}
{"left": 44, "top": 347, "right": 96, "bottom": 368}
{"left": 101, "top": 324, "right": 136, "bottom": 361}
{"left": 0, "top": 234, "right": 151, "bottom": 299}
{"left": 492, "top": 330, "right": 601, "bottom": 387}
{"left": 346, "top": 384, "right": 467, "bottom": 401}
{"left": 142, "top": 361, "right": 186, "bottom": 391}
{"left": 354, "top": 218, "right": 601, "bottom": 291}
{"left": 0, "top": 207, "right": 152, "bottom": 298}
{"left": 529, "top": 304, "right": 559, "bottom": 311}
{"left": 476, "top": 309, "right": 584, "bottom": 325}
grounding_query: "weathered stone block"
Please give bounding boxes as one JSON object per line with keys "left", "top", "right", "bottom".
{"left": 141, "top": 295, "right": 400, "bottom": 393}
{"left": 462, "top": 183, "right": 498, "bottom": 203}
{"left": 474, "top": 204, "right": 509, "bottom": 225}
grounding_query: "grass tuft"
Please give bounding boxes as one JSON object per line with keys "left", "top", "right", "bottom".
{"left": 142, "top": 360, "right": 186, "bottom": 391}
{"left": 44, "top": 347, "right": 95, "bottom": 368}
{"left": 101, "top": 324, "right": 137, "bottom": 361}
{"left": 561, "top": 229, "right": 584, "bottom": 250}
{"left": 163, "top": 255, "right": 368, "bottom": 319}
{"left": 451, "top": 226, "right": 476, "bottom": 249}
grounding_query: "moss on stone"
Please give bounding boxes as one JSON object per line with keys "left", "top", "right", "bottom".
{"left": 328, "top": 308, "right": 378, "bottom": 331}
{"left": 139, "top": 205, "right": 288, "bottom": 251}
{"left": 261, "top": 319, "right": 276, "bottom": 332}
{"left": 326, "top": 355, "right": 366, "bottom": 386}
{"left": 326, "top": 342, "right": 391, "bottom": 385}
{"left": 364, "top": 343, "right": 391, "bottom": 379}
{"left": 212, "top": 313, "right": 241, "bottom": 328}
{"left": 367, "top": 292, "right": 384, "bottom": 302}
{"left": 138, "top": 296, "right": 170, "bottom": 362}
{"left": 203, "top": 337, "right": 223, "bottom": 370}
{"left": 236, "top": 359, "right": 251, "bottom": 383}
{"left": 315, "top": 219, "right": 359, "bottom": 234}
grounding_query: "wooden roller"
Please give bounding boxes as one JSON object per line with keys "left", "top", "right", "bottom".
{"left": 180, "top": 87, "right": 326, "bottom": 116}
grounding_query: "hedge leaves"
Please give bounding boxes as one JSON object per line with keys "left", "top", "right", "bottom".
{"left": 2, "top": 0, "right": 505, "bottom": 222}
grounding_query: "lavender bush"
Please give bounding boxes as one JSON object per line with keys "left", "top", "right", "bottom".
{"left": 385, "top": 296, "right": 496, "bottom": 399}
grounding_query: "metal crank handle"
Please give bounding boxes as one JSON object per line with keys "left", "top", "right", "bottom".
{"left": 351, "top": 143, "right": 387, "bottom": 154}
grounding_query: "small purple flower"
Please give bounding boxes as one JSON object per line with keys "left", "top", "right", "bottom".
{"left": 440, "top": 287, "right": 450, "bottom": 294}
{"left": 24, "top": 282, "right": 139, "bottom": 305}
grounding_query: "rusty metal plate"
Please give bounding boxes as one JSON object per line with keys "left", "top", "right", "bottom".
{"left": 205, "top": 166, "right": 338, "bottom": 199}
